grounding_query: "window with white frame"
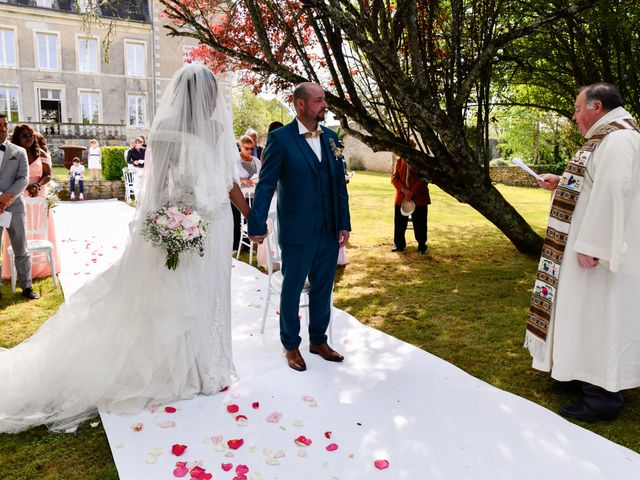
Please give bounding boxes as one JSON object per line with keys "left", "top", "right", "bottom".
{"left": 0, "top": 29, "right": 16, "bottom": 67}
{"left": 0, "top": 86, "right": 19, "bottom": 122}
{"left": 127, "top": 95, "right": 146, "bottom": 127}
{"left": 36, "top": 0, "right": 54, "bottom": 7}
{"left": 36, "top": 32, "right": 58, "bottom": 70}
{"left": 79, "top": 90, "right": 100, "bottom": 124}
{"left": 76, "top": 0, "right": 90, "bottom": 13}
{"left": 127, "top": 94, "right": 145, "bottom": 127}
{"left": 125, "top": 42, "right": 145, "bottom": 77}
{"left": 77, "top": 37, "right": 98, "bottom": 73}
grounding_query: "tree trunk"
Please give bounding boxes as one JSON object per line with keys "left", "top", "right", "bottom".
{"left": 464, "top": 182, "right": 544, "bottom": 255}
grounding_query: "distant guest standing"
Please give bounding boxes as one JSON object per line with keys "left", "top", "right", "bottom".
{"left": 0, "top": 115, "right": 37, "bottom": 299}
{"left": 391, "top": 143, "right": 430, "bottom": 254}
{"left": 87, "top": 139, "right": 102, "bottom": 180}
{"left": 245, "top": 128, "right": 263, "bottom": 160}
{"left": 232, "top": 135, "right": 261, "bottom": 251}
{"left": 1, "top": 127, "right": 60, "bottom": 282}
{"left": 126, "top": 137, "right": 146, "bottom": 168}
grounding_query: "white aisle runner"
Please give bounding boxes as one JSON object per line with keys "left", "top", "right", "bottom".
{"left": 55, "top": 200, "right": 640, "bottom": 480}
{"left": 54, "top": 199, "right": 135, "bottom": 298}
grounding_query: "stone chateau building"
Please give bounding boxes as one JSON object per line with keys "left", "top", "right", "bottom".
{"left": 0, "top": 0, "right": 230, "bottom": 161}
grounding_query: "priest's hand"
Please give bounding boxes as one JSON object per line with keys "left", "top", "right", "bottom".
{"left": 536, "top": 173, "right": 560, "bottom": 191}
{"left": 577, "top": 253, "right": 598, "bottom": 269}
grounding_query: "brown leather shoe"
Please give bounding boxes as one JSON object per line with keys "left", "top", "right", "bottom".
{"left": 285, "top": 349, "right": 307, "bottom": 371}
{"left": 309, "top": 343, "right": 344, "bottom": 362}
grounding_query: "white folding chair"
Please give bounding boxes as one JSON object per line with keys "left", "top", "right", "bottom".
{"left": 236, "top": 185, "right": 256, "bottom": 264}
{"left": 9, "top": 197, "right": 58, "bottom": 291}
{"left": 122, "top": 167, "right": 136, "bottom": 204}
{"left": 260, "top": 211, "right": 333, "bottom": 341}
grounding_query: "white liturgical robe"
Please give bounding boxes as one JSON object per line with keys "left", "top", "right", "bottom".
{"left": 533, "top": 107, "right": 640, "bottom": 392}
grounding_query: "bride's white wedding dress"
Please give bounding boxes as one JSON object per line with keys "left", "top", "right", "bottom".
{"left": 0, "top": 64, "right": 238, "bottom": 433}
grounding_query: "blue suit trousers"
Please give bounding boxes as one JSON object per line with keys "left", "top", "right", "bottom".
{"left": 279, "top": 227, "right": 339, "bottom": 350}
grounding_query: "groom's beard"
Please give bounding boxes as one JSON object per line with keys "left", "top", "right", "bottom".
{"left": 315, "top": 111, "right": 326, "bottom": 123}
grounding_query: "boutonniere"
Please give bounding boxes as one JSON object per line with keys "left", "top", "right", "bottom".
{"left": 329, "top": 138, "right": 341, "bottom": 164}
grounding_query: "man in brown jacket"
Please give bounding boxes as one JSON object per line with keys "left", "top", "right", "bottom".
{"left": 391, "top": 148, "right": 430, "bottom": 254}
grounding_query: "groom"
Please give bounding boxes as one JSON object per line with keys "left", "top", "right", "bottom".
{"left": 249, "top": 82, "right": 351, "bottom": 371}
{"left": 0, "top": 114, "right": 37, "bottom": 299}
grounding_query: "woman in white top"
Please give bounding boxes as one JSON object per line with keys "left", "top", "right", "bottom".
{"left": 87, "top": 139, "right": 102, "bottom": 181}
{"left": 232, "top": 135, "right": 261, "bottom": 250}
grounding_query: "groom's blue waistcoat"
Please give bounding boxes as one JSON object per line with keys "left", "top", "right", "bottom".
{"left": 248, "top": 120, "right": 351, "bottom": 245}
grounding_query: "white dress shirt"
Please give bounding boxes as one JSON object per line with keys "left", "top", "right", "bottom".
{"left": 296, "top": 118, "right": 322, "bottom": 162}
{"left": 0, "top": 139, "right": 7, "bottom": 172}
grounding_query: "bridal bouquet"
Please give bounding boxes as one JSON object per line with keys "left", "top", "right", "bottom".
{"left": 142, "top": 204, "right": 210, "bottom": 270}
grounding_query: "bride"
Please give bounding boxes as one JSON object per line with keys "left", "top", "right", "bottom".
{"left": 0, "top": 64, "right": 249, "bottom": 433}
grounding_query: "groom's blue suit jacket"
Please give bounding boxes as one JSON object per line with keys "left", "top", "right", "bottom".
{"left": 248, "top": 120, "right": 351, "bottom": 245}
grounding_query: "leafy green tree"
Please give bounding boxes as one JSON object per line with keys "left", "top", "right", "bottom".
{"left": 232, "top": 88, "right": 292, "bottom": 139}
{"left": 498, "top": 1, "right": 640, "bottom": 122}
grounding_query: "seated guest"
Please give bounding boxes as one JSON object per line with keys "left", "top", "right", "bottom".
{"left": 69, "top": 157, "right": 85, "bottom": 200}
{"left": 126, "top": 137, "right": 146, "bottom": 168}
{"left": 232, "top": 135, "right": 261, "bottom": 251}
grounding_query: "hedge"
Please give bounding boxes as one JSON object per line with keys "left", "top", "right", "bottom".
{"left": 102, "top": 146, "right": 128, "bottom": 180}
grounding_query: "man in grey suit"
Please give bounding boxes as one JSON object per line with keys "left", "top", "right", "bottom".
{"left": 0, "top": 114, "right": 37, "bottom": 299}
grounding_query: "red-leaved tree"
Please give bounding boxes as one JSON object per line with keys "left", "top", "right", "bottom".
{"left": 161, "top": 0, "right": 597, "bottom": 254}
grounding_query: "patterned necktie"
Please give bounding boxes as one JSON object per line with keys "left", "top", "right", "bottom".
{"left": 303, "top": 130, "right": 323, "bottom": 139}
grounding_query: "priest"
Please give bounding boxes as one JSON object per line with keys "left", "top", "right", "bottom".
{"left": 526, "top": 83, "right": 640, "bottom": 422}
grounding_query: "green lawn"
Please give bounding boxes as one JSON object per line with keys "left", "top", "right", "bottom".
{"left": 1, "top": 171, "right": 638, "bottom": 478}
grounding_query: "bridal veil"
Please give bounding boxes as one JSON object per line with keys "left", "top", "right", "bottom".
{"left": 0, "top": 64, "right": 238, "bottom": 433}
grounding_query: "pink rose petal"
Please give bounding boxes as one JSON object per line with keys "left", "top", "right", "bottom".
{"left": 226, "top": 404, "right": 239, "bottom": 414}
{"left": 165, "top": 406, "right": 177, "bottom": 413}
{"left": 266, "top": 411, "right": 283, "bottom": 423}
{"left": 252, "top": 402, "right": 260, "bottom": 409}
{"left": 211, "top": 435, "right": 223, "bottom": 445}
{"left": 324, "top": 431, "right": 332, "bottom": 439}
{"left": 236, "top": 464, "right": 249, "bottom": 474}
{"left": 374, "top": 459, "right": 390, "bottom": 470}
{"left": 326, "top": 443, "right": 338, "bottom": 451}
{"left": 221, "top": 463, "right": 233, "bottom": 472}
{"left": 173, "top": 462, "right": 189, "bottom": 477}
{"left": 233, "top": 475, "right": 248, "bottom": 480}
{"left": 190, "top": 466, "right": 212, "bottom": 480}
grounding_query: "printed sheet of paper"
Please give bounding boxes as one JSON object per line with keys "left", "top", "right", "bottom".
{"left": 512, "top": 157, "right": 542, "bottom": 180}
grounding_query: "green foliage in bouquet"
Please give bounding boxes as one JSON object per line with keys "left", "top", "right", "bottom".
{"left": 101, "top": 147, "right": 128, "bottom": 180}
{"left": 46, "top": 180, "right": 61, "bottom": 210}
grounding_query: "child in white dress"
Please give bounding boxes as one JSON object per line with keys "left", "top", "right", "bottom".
{"left": 87, "top": 139, "right": 102, "bottom": 181}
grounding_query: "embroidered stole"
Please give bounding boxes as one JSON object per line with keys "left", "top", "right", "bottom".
{"left": 526, "top": 117, "right": 640, "bottom": 357}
